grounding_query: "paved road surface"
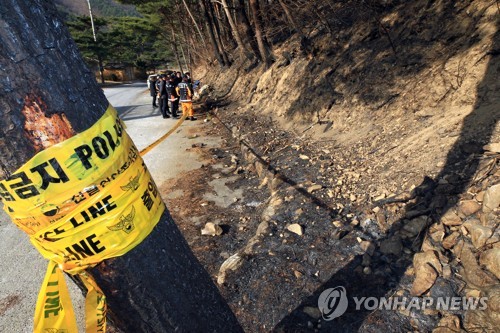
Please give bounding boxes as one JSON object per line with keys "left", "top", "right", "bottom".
{"left": 0, "top": 82, "right": 212, "bottom": 332}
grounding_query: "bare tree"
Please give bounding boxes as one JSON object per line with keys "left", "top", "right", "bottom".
{"left": 181, "top": 0, "right": 207, "bottom": 48}
{"left": 200, "top": 0, "right": 226, "bottom": 66}
{"left": 249, "top": 0, "right": 273, "bottom": 68}
{"left": 220, "top": 0, "right": 255, "bottom": 61}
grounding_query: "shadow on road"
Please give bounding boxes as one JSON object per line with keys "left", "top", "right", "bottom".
{"left": 114, "top": 104, "right": 163, "bottom": 121}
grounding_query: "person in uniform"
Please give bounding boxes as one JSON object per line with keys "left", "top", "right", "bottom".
{"left": 166, "top": 75, "right": 179, "bottom": 118}
{"left": 176, "top": 76, "right": 197, "bottom": 121}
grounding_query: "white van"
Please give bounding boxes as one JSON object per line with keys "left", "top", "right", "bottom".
{"left": 147, "top": 74, "right": 158, "bottom": 89}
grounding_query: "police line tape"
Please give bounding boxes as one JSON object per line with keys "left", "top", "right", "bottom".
{"left": 1, "top": 105, "right": 166, "bottom": 333}
{"left": 139, "top": 114, "right": 187, "bottom": 156}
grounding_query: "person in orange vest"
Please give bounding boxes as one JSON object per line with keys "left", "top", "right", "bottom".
{"left": 176, "top": 75, "right": 197, "bottom": 121}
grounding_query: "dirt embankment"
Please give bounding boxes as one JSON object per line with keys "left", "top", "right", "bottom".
{"left": 169, "top": 1, "right": 498, "bottom": 332}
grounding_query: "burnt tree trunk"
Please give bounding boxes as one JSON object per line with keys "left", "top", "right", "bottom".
{"left": 209, "top": 0, "right": 232, "bottom": 65}
{"left": 249, "top": 0, "right": 273, "bottom": 68}
{"left": 181, "top": 0, "right": 206, "bottom": 48}
{"left": 170, "top": 26, "right": 185, "bottom": 74}
{"left": 236, "top": 0, "right": 261, "bottom": 62}
{"left": 277, "top": 0, "right": 311, "bottom": 54}
{"left": 200, "top": 0, "right": 226, "bottom": 66}
{"left": 220, "top": 0, "right": 255, "bottom": 62}
{"left": 0, "top": 1, "right": 241, "bottom": 332}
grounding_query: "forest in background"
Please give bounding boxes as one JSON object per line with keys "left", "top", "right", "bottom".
{"left": 59, "top": 0, "right": 354, "bottom": 75}
{"left": 55, "top": 0, "right": 139, "bottom": 17}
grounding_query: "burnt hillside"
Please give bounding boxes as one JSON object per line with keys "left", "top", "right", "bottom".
{"left": 183, "top": 0, "right": 499, "bottom": 331}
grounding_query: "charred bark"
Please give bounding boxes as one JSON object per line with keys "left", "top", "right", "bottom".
{"left": 200, "top": 0, "right": 226, "bottom": 66}
{"left": 181, "top": 0, "right": 207, "bottom": 48}
{"left": 249, "top": 0, "right": 273, "bottom": 68}
{"left": 277, "top": 0, "right": 312, "bottom": 55}
{"left": 236, "top": 0, "right": 261, "bottom": 62}
{"left": 170, "top": 26, "right": 185, "bottom": 74}
{"left": 220, "top": 0, "right": 255, "bottom": 62}
{"left": 0, "top": 1, "right": 241, "bottom": 332}
{"left": 210, "top": 1, "right": 232, "bottom": 64}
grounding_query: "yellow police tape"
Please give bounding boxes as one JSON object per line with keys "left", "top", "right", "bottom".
{"left": 139, "top": 114, "right": 186, "bottom": 156}
{"left": 0, "top": 105, "right": 165, "bottom": 332}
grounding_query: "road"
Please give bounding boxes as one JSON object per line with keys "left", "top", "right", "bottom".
{"left": 0, "top": 81, "right": 213, "bottom": 332}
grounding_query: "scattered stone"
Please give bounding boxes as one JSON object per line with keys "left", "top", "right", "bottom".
{"left": 429, "top": 277, "right": 456, "bottom": 301}
{"left": 442, "top": 265, "right": 452, "bottom": 279}
{"left": 458, "top": 244, "right": 497, "bottom": 289}
{"left": 376, "top": 212, "right": 387, "bottom": 232}
{"left": 441, "top": 210, "right": 462, "bottom": 226}
{"left": 360, "top": 241, "right": 375, "bottom": 256}
{"left": 430, "top": 194, "right": 448, "bottom": 209}
{"left": 411, "top": 251, "right": 442, "bottom": 296}
{"left": 303, "top": 306, "right": 321, "bottom": 319}
{"left": 481, "top": 211, "right": 498, "bottom": 228}
{"left": 429, "top": 222, "right": 446, "bottom": 243}
{"left": 432, "top": 314, "right": 460, "bottom": 333}
{"left": 463, "top": 220, "right": 493, "bottom": 249}
{"left": 332, "top": 228, "right": 349, "bottom": 240}
{"left": 465, "top": 289, "right": 481, "bottom": 299}
{"left": 483, "top": 142, "right": 500, "bottom": 153}
{"left": 423, "top": 308, "right": 439, "bottom": 316}
{"left": 464, "top": 285, "right": 500, "bottom": 332}
{"left": 402, "top": 216, "right": 429, "bottom": 238}
{"left": 217, "top": 253, "right": 244, "bottom": 284}
{"left": 483, "top": 184, "right": 500, "bottom": 213}
{"left": 332, "top": 220, "right": 343, "bottom": 228}
{"left": 261, "top": 206, "right": 275, "bottom": 222}
{"left": 380, "top": 235, "right": 403, "bottom": 256}
{"left": 269, "top": 196, "right": 283, "bottom": 207}
{"left": 258, "top": 177, "right": 269, "bottom": 189}
{"left": 458, "top": 200, "right": 481, "bottom": 216}
{"left": 270, "top": 177, "right": 283, "bottom": 191}
{"left": 442, "top": 232, "right": 460, "bottom": 250}
{"left": 307, "top": 184, "right": 323, "bottom": 193}
{"left": 255, "top": 221, "right": 269, "bottom": 237}
{"left": 363, "top": 267, "right": 372, "bottom": 274}
{"left": 287, "top": 223, "right": 303, "bottom": 236}
{"left": 361, "top": 254, "right": 371, "bottom": 267}
{"left": 480, "top": 248, "right": 500, "bottom": 279}
{"left": 421, "top": 235, "right": 437, "bottom": 252}
{"left": 201, "top": 222, "right": 223, "bottom": 236}
{"left": 255, "top": 161, "right": 265, "bottom": 177}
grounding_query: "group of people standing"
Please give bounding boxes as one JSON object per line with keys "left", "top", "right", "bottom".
{"left": 149, "top": 71, "right": 197, "bottom": 121}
